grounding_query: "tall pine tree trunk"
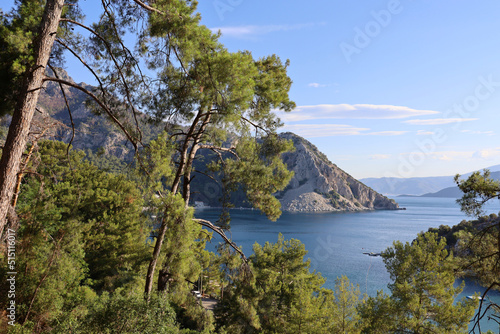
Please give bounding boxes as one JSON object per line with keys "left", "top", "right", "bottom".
{"left": 0, "top": 0, "right": 65, "bottom": 239}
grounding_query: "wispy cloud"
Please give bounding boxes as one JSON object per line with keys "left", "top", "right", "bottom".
{"left": 369, "top": 154, "right": 391, "bottom": 160}
{"left": 417, "top": 130, "right": 436, "bottom": 135}
{"left": 399, "top": 149, "right": 500, "bottom": 161}
{"left": 461, "top": 130, "right": 494, "bottom": 135}
{"left": 281, "top": 124, "right": 408, "bottom": 138}
{"left": 211, "top": 23, "right": 323, "bottom": 38}
{"left": 276, "top": 104, "right": 439, "bottom": 122}
{"left": 366, "top": 131, "right": 408, "bottom": 136}
{"left": 403, "top": 118, "right": 478, "bottom": 125}
{"left": 308, "top": 83, "right": 327, "bottom": 88}
{"left": 282, "top": 124, "right": 369, "bottom": 137}
{"left": 400, "top": 150, "right": 472, "bottom": 161}
{"left": 473, "top": 148, "right": 500, "bottom": 159}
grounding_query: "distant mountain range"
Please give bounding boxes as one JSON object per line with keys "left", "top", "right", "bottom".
{"left": 361, "top": 168, "right": 500, "bottom": 198}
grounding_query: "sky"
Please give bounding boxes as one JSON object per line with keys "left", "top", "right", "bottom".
{"left": 3, "top": 0, "right": 500, "bottom": 179}
{"left": 195, "top": 0, "right": 500, "bottom": 179}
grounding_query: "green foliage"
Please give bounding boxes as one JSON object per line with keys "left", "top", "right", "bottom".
{"left": 0, "top": 0, "right": 44, "bottom": 115}
{"left": 0, "top": 0, "right": 81, "bottom": 115}
{"left": 0, "top": 140, "right": 151, "bottom": 331}
{"left": 135, "top": 131, "right": 176, "bottom": 196}
{"left": 215, "top": 234, "right": 338, "bottom": 334}
{"left": 4, "top": 0, "right": 295, "bottom": 331}
{"left": 52, "top": 290, "right": 182, "bottom": 333}
{"left": 251, "top": 235, "right": 325, "bottom": 332}
{"left": 84, "top": 147, "right": 130, "bottom": 174}
{"left": 224, "top": 136, "right": 294, "bottom": 222}
{"left": 455, "top": 170, "right": 500, "bottom": 217}
{"left": 156, "top": 194, "right": 207, "bottom": 297}
{"left": 360, "top": 232, "right": 477, "bottom": 333}
{"left": 455, "top": 227, "right": 500, "bottom": 291}
{"left": 357, "top": 291, "right": 395, "bottom": 334}
{"left": 330, "top": 276, "right": 362, "bottom": 334}
{"left": 135, "top": 134, "right": 214, "bottom": 332}
{"left": 31, "top": 141, "right": 149, "bottom": 291}
{"left": 455, "top": 169, "right": 500, "bottom": 328}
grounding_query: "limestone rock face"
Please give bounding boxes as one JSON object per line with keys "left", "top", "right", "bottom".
{"left": 277, "top": 133, "right": 399, "bottom": 212}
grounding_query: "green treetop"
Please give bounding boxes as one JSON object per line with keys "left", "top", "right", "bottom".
{"left": 360, "top": 232, "right": 476, "bottom": 333}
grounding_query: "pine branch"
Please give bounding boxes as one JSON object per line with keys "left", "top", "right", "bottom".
{"left": 42, "top": 76, "right": 139, "bottom": 151}
{"left": 58, "top": 18, "right": 144, "bottom": 144}
{"left": 193, "top": 218, "right": 248, "bottom": 264}
{"left": 198, "top": 144, "right": 240, "bottom": 160}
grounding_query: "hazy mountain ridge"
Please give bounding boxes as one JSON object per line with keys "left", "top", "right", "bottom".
{"left": 415, "top": 171, "right": 500, "bottom": 199}
{"left": 362, "top": 166, "right": 500, "bottom": 196}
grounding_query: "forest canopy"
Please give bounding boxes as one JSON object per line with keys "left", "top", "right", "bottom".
{"left": 0, "top": 0, "right": 498, "bottom": 333}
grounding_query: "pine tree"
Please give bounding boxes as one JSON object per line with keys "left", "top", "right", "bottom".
{"left": 360, "top": 232, "right": 477, "bottom": 333}
{"left": 329, "top": 275, "right": 362, "bottom": 334}
{"left": 455, "top": 170, "right": 500, "bottom": 330}
{"left": 0, "top": 140, "right": 150, "bottom": 330}
{"left": 0, "top": 0, "right": 78, "bottom": 238}
{"left": 215, "top": 234, "right": 331, "bottom": 334}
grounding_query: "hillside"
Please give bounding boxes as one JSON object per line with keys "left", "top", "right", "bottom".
{"left": 35, "top": 68, "right": 163, "bottom": 160}
{"left": 2, "top": 69, "right": 399, "bottom": 213}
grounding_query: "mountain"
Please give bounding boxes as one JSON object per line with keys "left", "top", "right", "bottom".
{"left": 275, "top": 133, "right": 399, "bottom": 212}
{"left": 34, "top": 69, "right": 163, "bottom": 160}
{"left": 1, "top": 69, "right": 398, "bottom": 213}
{"left": 417, "top": 171, "right": 500, "bottom": 198}
{"left": 361, "top": 166, "right": 500, "bottom": 196}
{"left": 419, "top": 186, "right": 464, "bottom": 198}
{"left": 360, "top": 176, "right": 454, "bottom": 196}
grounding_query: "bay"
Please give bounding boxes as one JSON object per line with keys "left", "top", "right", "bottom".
{"left": 198, "top": 196, "right": 500, "bottom": 331}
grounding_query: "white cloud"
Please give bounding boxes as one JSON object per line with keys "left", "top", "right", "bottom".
{"left": 399, "top": 149, "right": 500, "bottom": 161}
{"left": 366, "top": 131, "right": 408, "bottom": 136}
{"left": 417, "top": 130, "right": 435, "bottom": 135}
{"left": 400, "top": 150, "right": 473, "bottom": 161}
{"left": 369, "top": 154, "right": 391, "bottom": 160}
{"left": 276, "top": 104, "right": 439, "bottom": 122}
{"left": 398, "top": 148, "right": 500, "bottom": 161}
{"left": 430, "top": 151, "right": 471, "bottom": 161}
{"left": 282, "top": 124, "right": 369, "bottom": 137}
{"left": 403, "top": 118, "right": 478, "bottom": 125}
{"left": 308, "top": 83, "right": 327, "bottom": 88}
{"left": 211, "top": 23, "right": 322, "bottom": 38}
{"left": 281, "top": 124, "right": 408, "bottom": 138}
{"left": 473, "top": 148, "right": 500, "bottom": 159}
{"left": 461, "top": 130, "right": 494, "bottom": 135}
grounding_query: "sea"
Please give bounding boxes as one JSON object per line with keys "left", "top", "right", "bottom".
{"left": 197, "top": 196, "right": 500, "bottom": 332}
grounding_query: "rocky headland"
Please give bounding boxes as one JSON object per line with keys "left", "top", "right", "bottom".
{"left": 276, "top": 133, "right": 399, "bottom": 212}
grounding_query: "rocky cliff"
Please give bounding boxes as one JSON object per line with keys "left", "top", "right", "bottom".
{"left": 276, "top": 133, "right": 399, "bottom": 212}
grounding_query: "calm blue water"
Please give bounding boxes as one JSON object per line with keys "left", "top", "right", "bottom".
{"left": 198, "top": 197, "right": 500, "bottom": 332}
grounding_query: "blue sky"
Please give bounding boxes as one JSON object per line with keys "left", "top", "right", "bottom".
{"left": 4, "top": 0, "right": 500, "bottom": 178}
{"left": 194, "top": 0, "right": 500, "bottom": 179}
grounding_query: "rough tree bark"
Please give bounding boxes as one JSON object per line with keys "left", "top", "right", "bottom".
{"left": 0, "top": 0, "right": 65, "bottom": 239}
